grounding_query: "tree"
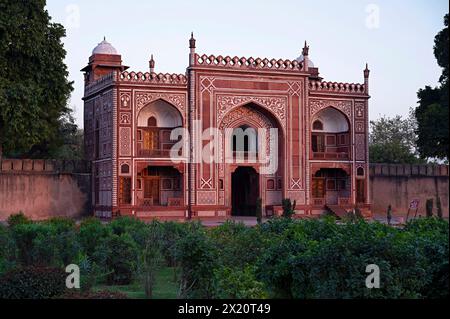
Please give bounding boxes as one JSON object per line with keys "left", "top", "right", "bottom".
{"left": 414, "top": 14, "right": 449, "bottom": 161}
{"left": 0, "top": 0, "right": 73, "bottom": 158}
{"left": 369, "top": 114, "right": 424, "bottom": 164}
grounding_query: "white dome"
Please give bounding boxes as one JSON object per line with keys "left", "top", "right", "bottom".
{"left": 296, "top": 54, "right": 314, "bottom": 67}
{"left": 92, "top": 38, "right": 118, "bottom": 55}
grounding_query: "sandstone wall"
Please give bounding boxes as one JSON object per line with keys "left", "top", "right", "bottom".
{"left": 0, "top": 159, "right": 91, "bottom": 221}
{"left": 369, "top": 164, "right": 449, "bottom": 218}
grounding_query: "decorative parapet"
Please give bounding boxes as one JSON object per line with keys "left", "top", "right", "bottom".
{"left": 309, "top": 80, "right": 366, "bottom": 95}
{"left": 193, "top": 53, "right": 304, "bottom": 72}
{"left": 369, "top": 163, "right": 449, "bottom": 177}
{"left": 0, "top": 159, "right": 91, "bottom": 174}
{"left": 84, "top": 72, "right": 116, "bottom": 96}
{"left": 119, "top": 71, "right": 187, "bottom": 86}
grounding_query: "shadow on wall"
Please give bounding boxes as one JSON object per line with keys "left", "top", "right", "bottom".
{"left": 0, "top": 159, "right": 91, "bottom": 221}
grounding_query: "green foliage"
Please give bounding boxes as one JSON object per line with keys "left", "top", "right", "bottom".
{"left": 0, "top": 0, "right": 74, "bottom": 158}
{"left": 209, "top": 221, "right": 268, "bottom": 269}
{"left": 93, "top": 232, "right": 138, "bottom": 285}
{"left": 255, "top": 218, "right": 449, "bottom": 298}
{"left": 137, "top": 222, "right": 164, "bottom": 298}
{"left": 213, "top": 266, "right": 267, "bottom": 299}
{"left": 58, "top": 289, "right": 128, "bottom": 299}
{"left": 282, "top": 198, "right": 296, "bottom": 218}
{"left": 369, "top": 114, "right": 424, "bottom": 164}
{"left": 78, "top": 217, "right": 111, "bottom": 258}
{"left": 7, "top": 212, "right": 32, "bottom": 227}
{"left": 109, "top": 216, "right": 148, "bottom": 248}
{"left": 0, "top": 216, "right": 447, "bottom": 299}
{"left": 0, "top": 267, "right": 67, "bottom": 299}
{"left": 11, "top": 220, "right": 80, "bottom": 267}
{"left": 414, "top": 14, "right": 449, "bottom": 160}
{"left": 175, "top": 222, "right": 218, "bottom": 298}
{"left": 0, "top": 224, "right": 16, "bottom": 275}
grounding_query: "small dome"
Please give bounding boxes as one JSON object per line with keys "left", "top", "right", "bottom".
{"left": 92, "top": 38, "right": 118, "bottom": 55}
{"left": 296, "top": 54, "right": 314, "bottom": 67}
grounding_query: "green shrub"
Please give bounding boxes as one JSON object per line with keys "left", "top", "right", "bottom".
{"left": 175, "top": 222, "right": 218, "bottom": 298}
{"left": 282, "top": 198, "right": 296, "bottom": 218}
{"left": 11, "top": 221, "right": 81, "bottom": 268}
{"left": 0, "top": 225, "right": 16, "bottom": 275}
{"left": 57, "top": 289, "right": 128, "bottom": 299}
{"left": 93, "top": 233, "right": 139, "bottom": 285}
{"left": 79, "top": 217, "right": 112, "bottom": 258}
{"left": 256, "top": 219, "right": 449, "bottom": 298}
{"left": 109, "top": 216, "right": 149, "bottom": 248}
{"left": 213, "top": 266, "right": 267, "bottom": 299}
{"left": 137, "top": 222, "right": 164, "bottom": 298}
{"left": 210, "top": 221, "right": 268, "bottom": 268}
{"left": 7, "top": 212, "right": 31, "bottom": 227}
{"left": 160, "top": 221, "right": 188, "bottom": 267}
{"left": 0, "top": 267, "right": 66, "bottom": 299}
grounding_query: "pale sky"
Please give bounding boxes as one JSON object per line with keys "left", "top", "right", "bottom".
{"left": 45, "top": 0, "right": 449, "bottom": 128}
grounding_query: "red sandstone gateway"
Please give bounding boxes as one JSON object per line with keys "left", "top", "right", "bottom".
{"left": 82, "top": 35, "right": 371, "bottom": 220}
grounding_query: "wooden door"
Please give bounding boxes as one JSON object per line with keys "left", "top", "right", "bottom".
{"left": 144, "top": 177, "right": 160, "bottom": 205}
{"left": 312, "top": 178, "right": 325, "bottom": 198}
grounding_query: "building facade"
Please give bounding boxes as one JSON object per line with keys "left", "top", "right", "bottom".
{"left": 82, "top": 35, "right": 371, "bottom": 220}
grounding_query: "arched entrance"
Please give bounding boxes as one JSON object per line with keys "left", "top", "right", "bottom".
{"left": 231, "top": 166, "right": 259, "bottom": 216}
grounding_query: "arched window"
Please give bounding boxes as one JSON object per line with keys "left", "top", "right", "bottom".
{"left": 357, "top": 167, "right": 364, "bottom": 176}
{"left": 313, "top": 120, "right": 323, "bottom": 130}
{"left": 232, "top": 125, "right": 257, "bottom": 153}
{"left": 147, "top": 116, "right": 157, "bottom": 127}
{"left": 121, "top": 164, "right": 130, "bottom": 174}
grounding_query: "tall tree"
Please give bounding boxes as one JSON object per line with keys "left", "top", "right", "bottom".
{"left": 369, "top": 113, "right": 424, "bottom": 164}
{"left": 414, "top": 14, "right": 449, "bottom": 161}
{"left": 0, "top": 0, "right": 73, "bottom": 158}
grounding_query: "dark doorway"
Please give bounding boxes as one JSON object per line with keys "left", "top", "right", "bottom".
{"left": 231, "top": 166, "right": 259, "bottom": 216}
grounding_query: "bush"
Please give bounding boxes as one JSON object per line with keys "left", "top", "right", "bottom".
{"left": 0, "top": 267, "right": 67, "bottom": 299}
{"left": 93, "top": 233, "right": 139, "bottom": 285}
{"left": 282, "top": 198, "right": 296, "bottom": 218}
{"left": 11, "top": 221, "right": 81, "bottom": 268}
{"left": 7, "top": 212, "right": 31, "bottom": 227}
{"left": 175, "top": 222, "right": 219, "bottom": 298}
{"left": 0, "top": 225, "right": 16, "bottom": 275}
{"left": 79, "top": 217, "right": 112, "bottom": 258}
{"left": 58, "top": 289, "right": 128, "bottom": 299}
{"left": 213, "top": 266, "right": 267, "bottom": 299}
{"left": 109, "top": 217, "right": 149, "bottom": 248}
{"left": 210, "top": 221, "right": 268, "bottom": 269}
{"left": 256, "top": 219, "right": 449, "bottom": 298}
{"left": 137, "top": 222, "right": 164, "bottom": 298}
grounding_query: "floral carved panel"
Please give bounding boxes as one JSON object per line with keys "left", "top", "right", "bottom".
{"left": 216, "top": 94, "right": 287, "bottom": 131}
{"left": 310, "top": 99, "right": 352, "bottom": 121}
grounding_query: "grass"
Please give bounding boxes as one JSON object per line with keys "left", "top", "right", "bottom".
{"left": 93, "top": 266, "right": 179, "bottom": 299}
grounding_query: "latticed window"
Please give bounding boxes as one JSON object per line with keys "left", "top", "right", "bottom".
{"left": 119, "top": 177, "right": 132, "bottom": 204}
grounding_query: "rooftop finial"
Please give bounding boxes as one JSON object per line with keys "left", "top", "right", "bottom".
{"left": 189, "top": 32, "right": 196, "bottom": 49}
{"left": 149, "top": 54, "right": 155, "bottom": 72}
{"left": 364, "top": 63, "right": 370, "bottom": 78}
{"left": 302, "top": 41, "right": 309, "bottom": 56}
